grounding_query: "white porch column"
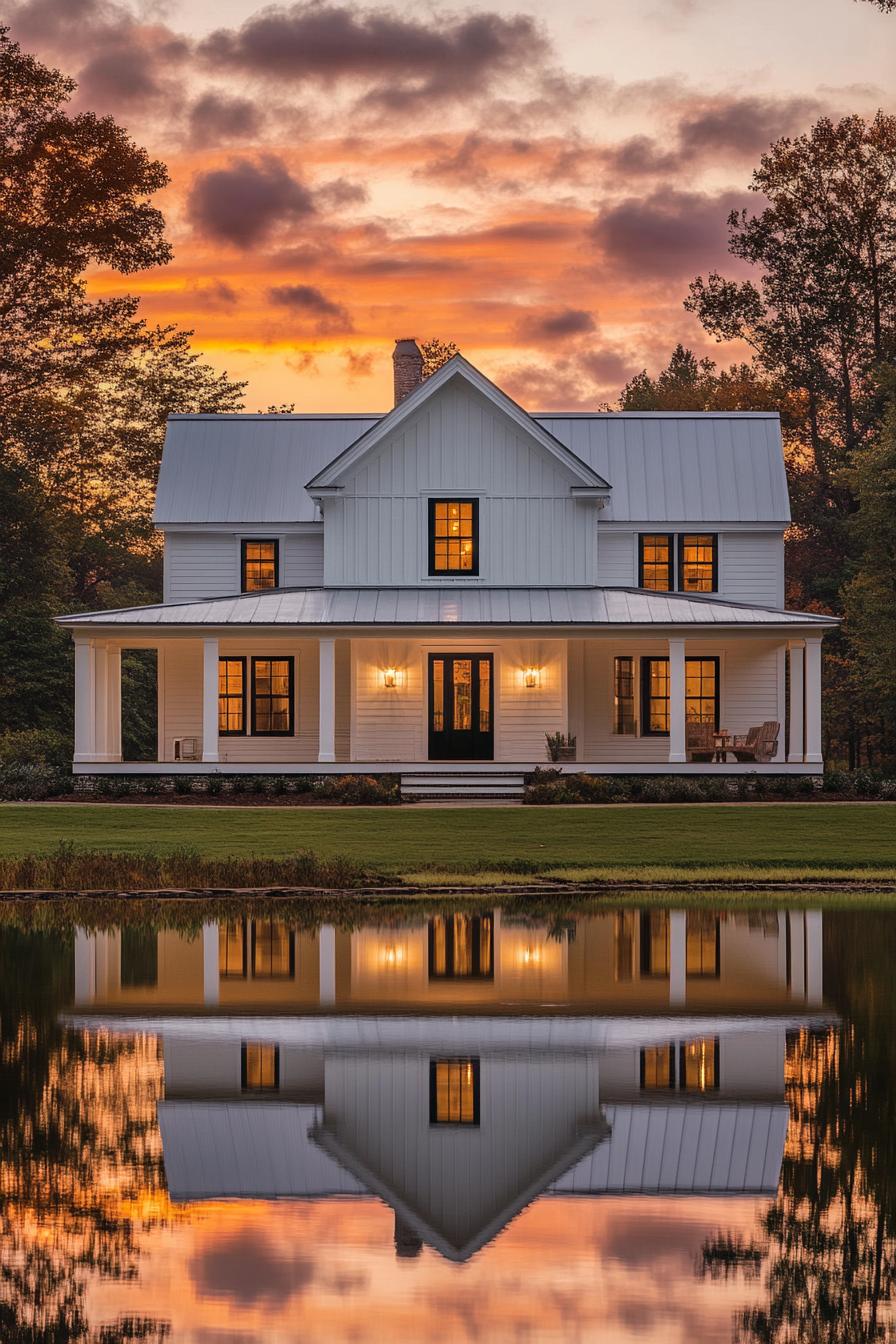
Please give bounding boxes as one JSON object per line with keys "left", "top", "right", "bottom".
{"left": 788, "top": 640, "right": 805, "bottom": 763}
{"left": 318, "top": 637, "right": 336, "bottom": 763}
{"left": 319, "top": 924, "right": 336, "bottom": 1004}
{"left": 804, "top": 910, "right": 823, "bottom": 1007}
{"left": 202, "top": 637, "right": 219, "bottom": 763}
{"left": 94, "top": 643, "right": 110, "bottom": 761}
{"left": 73, "top": 638, "right": 97, "bottom": 762}
{"left": 106, "top": 645, "right": 122, "bottom": 762}
{"left": 74, "top": 929, "right": 96, "bottom": 1005}
{"left": 667, "top": 637, "right": 686, "bottom": 764}
{"left": 804, "top": 636, "right": 823, "bottom": 764}
{"left": 669, "top": 910, "right": 687, "bottom": 1006}
{"left": 202, "top": 922, "right": 219, "bottom": 1006}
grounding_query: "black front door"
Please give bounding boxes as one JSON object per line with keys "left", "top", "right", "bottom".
{"left": 428, "top": 654, "right": 494, "bottom": 760}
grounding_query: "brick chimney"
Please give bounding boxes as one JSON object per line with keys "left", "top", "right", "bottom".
{"left": 393, "top": 338, "right": 423, "bottom": 405}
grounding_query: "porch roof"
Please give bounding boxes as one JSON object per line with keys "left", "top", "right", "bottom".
{"left": 57, "top": 586, "right": 838, "bottom": 631}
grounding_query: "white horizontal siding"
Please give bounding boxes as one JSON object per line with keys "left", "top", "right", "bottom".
{"left": 580, "top": 637, "right": 783, "bottom": 763}
{"left": 721, "top": 532, "right": 784, "bottom": 607}
{"left": 597, "top": 530, "right": 636, "bottom": 586}
{"left": 283, "top": 532, "right": 324, "bottom": 587}
{"left": 163, "top": 529, "right": 324, "bottom": 603}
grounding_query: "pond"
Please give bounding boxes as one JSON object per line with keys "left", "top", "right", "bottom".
{"left": 0, "top": 901, "right": 893, "bottom": 1342}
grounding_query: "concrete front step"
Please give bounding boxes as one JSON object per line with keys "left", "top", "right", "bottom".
{"left": 401, "top": 771, "right": 526, "bottom": 800}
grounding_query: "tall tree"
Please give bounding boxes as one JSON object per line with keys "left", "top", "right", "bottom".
{"left": 686, "top": 113, "right": 896, "bottom": 480}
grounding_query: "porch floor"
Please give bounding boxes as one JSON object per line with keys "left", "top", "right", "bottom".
{"left": 73, "top": 760, "right": 821, "bottom": 775}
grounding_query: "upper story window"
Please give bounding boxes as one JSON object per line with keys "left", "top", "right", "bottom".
{"left": 429, "top": 499, "right": 478, "bottom": 576}
{"left": 679, "top": 534, "right": 717, "bottom": 592}
{"left": 241, "top": 539, "right": 279, "bottom": 591}
{"left": 638, "top": 533, "right": 673, "bottom": 590}
{"left": 638, "top": 533, "right": 718, "bottom": 593}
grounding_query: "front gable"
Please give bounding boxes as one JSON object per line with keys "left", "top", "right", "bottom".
{"left": 306, "top": 355, "right": 610, "bottom": 496}
{"left": 309, "top": 358, "right": 609, "bottom": 586}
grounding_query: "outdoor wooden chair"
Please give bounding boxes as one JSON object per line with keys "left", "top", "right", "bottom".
{"left": 732, "top": 720, "right": 779, "bottom": 763}
{"left": 686, "top": 720, "right": 715, "bottom": 762}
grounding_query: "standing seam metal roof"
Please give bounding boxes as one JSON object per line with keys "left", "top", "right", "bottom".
{"left": 153, "top": 410, "right": 790, "bottom": 526}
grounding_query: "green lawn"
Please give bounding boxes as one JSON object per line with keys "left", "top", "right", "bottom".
{"left": 1, "top": 802, "right": 895, "bottom": 875}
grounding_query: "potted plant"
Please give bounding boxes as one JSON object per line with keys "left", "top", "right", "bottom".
{"left": 545, "top": 731, "right": 577, "bottom": 762}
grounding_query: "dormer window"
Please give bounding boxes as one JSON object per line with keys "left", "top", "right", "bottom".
{"left": 429, "top": 499, "right": 478, "bottom": 576}
{"left": 241, "top": 539, "right": 279, "bottom": 591}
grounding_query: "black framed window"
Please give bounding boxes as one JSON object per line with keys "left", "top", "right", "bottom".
{"left": 640, "top": 1044, "right": 676, "bottom": 1089}
{"left": 120, "top": 928, "right": 158, "bottom": 989}
{"left": 219, "top": 919, "right": 248, "bottom": 979}
{"left": 638, "top": 534, "right": 673, "bottom": 590}
{"left": 251, "top": 657, "right": 294, "bottom": 736}
{"left": 251, "top": 919, "right": 296, "bottom": 979}
{"left": 679, "top": 1038, "right": 720, "bottom": 1092}
{"left": 428, "top": 499, "right": 478, "bottom": 576}
{"left": 428, "top": 913, "right": 494, "bottom": 980}
{"left": 241, "top": 539, "right": 279, "bottom": 592}
{"left": 613, "top": 655, "right": 636, "bottom": 735}
{"left": 241, "top": 1042, "right": 280, "bottom": 1092}
{"left": 430, "top": 1058, "right": 480, "bottom": 1125}
{"left": 218, "top": 656, "right": 246, "bottom": 735}
{"left": 678, "top": 534, "right": 717, "bottom": 592}
{"left": 639, "top": 912, "right": 720, "bottom": 979}
{"left": 640, "top": 656, "right": 719, "bottom": 736}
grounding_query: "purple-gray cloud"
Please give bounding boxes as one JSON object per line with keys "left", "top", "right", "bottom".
{"left": 187, "top": 155, "right": 315, "bottom": 247}
{"left": 590, "top": 188, "right": 751, "bottom": 279}
{"left": 520, "top": 308, "right": 597, "bottom": 340}
{"left": 187, "top": 91, "right": 265, "bottom": 148}
{"left": 267, "top": 283, "right": 354, "bottom": 332}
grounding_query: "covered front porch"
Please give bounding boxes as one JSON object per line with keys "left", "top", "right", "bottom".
{"left": 68, "top": 625, "right": 827, "bottom": 775}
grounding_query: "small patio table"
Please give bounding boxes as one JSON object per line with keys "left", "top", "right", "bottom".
{"left": 713, "top": 731, "right": 732, "bottom": 763}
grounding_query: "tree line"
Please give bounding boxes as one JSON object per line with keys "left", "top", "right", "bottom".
{"left": 1, "top": 27, "right": 894, "bottom": 767}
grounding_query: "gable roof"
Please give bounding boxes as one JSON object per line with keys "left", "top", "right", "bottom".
{"left": 304, "top": 354, "right": 610, "bottom": 493}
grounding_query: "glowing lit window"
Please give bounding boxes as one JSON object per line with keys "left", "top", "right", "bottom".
{"left": 679, "top": 1038, "right": 719, "bottom": 1092}
{"left": 251, "top": 657, "right": 294, "bottom": 736}
{"left": 430, "top": 1058, "right": 480, "bottom": 1125}
{"left": 640, "top": 657, "right": 719, "bottom": 736}
{"left": 428, "top": 914, "right": 493, "bottom": 979}
{"left": 679, "top": 534, "right": 717, "bottom": 592}
{"left": 638, "top": 534, "right": 673, "bottom": 590}
{"left": 251, "top": 919, "right": 295, "bottom": 979}
{"left": 613, "top": 656, "right": 636, "bottom": 734}
{"left": 241, "top": 1042, "right": 279, "bottom": 1091}
{"left": 429, "top": 499, "right": 478, "bottom": 575}
{"left": 641, "top": 1044, "right": 675, "bottom": 1089}
{"left": 241, "top": 539, "right": 279, "bottom": 592}
{"left": 218, "top": 657, "right": 246, "bottom": 735}
{"left": 219, "top": 919, "right": 247, "bottom": 978}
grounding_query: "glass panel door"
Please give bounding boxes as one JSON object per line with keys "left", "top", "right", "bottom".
{"left": 428, "top": 654, "right": 494, "bottom": 760}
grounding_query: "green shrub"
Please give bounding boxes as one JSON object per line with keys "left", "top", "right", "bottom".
{"left": 207, "top": 774, "right": 223, "bottom": 795}
{"left": 0, "top": 760, "right": 70, "bottom": 801}
{"left": 312, "top": 773, "right": 399, "bottom": 804}
{"left": 0, "top": 727, "right": 72, "bottom": 771}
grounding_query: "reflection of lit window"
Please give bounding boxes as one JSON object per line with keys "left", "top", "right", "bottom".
{"left": 251, "top": 920, "right": 295, "bottom": 979}
{"left": 639, "top": 912, "right": 720, "bottom": 979}
{"left": 220, "top": 920, "right": 247, "bottom": 979}
{"left": 640, "top": 1044, "right": 675, "bottom": 1089}
{"left": 614, "top": 911, "right": 636, "bottom": 982}
{"left": 430, "top": 1059, "right": 479, "bottom": 1125}
{"left": 428, "top": 914, "right": 493, "bottom": 979}
{"left": 679, "top": 1038, "right": 719, "bottom": 1092}
{"left": 639, "top": 1038, "right": 719, "bottom": 1091}
{"left": 241, "top": 1042, "right": 279, "bottom": 1091}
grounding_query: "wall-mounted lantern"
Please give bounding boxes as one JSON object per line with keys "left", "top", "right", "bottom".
{"left": 524, "top": 667, "right": 539, "bottom": 689}
{"left": 382, "top": 667, "right": 400, "bottom": 689}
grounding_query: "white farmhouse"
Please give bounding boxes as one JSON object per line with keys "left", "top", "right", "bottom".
{"left": 59, "top": 341, "right": 836, "bottom": 795}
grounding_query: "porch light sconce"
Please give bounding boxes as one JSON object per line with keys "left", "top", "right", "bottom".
{"left": 524, "top": 667, "right": 539, "bottom": 689}
{"left": 382, "top": 667, "right": 400, "bottom": 689}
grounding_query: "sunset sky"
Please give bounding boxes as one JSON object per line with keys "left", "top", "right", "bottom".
{"left": 9, "top": 0, "right": 894, "bottom": 410}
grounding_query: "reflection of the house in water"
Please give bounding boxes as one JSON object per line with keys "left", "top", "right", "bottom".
{"left": 69, "top": 909, "right": 828, "bottom": 1262}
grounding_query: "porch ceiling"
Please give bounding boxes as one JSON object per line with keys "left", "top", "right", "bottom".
{"left": 56, "top": 585, "right": 839, "bottom": 632}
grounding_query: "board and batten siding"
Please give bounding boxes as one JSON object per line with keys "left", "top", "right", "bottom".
{"left": 323, "top": 381, "right": 598, "bottom": 586}
{"left": 350, "top": 638, "right": 567, "bottom": 762}
{"left": 162, "top": 530, "right": 324, "bottom": 603}
{"left": 157, "top": 635, "right": 348, "bottom": 762}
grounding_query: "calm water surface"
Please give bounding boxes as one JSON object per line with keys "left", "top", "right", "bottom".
{"left": 1, "top": 902, "right": 893, "bottom": 1342}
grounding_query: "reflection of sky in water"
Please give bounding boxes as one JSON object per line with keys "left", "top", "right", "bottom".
{"left": 10, "top": 904, "right": 895, "bottom": 1342}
